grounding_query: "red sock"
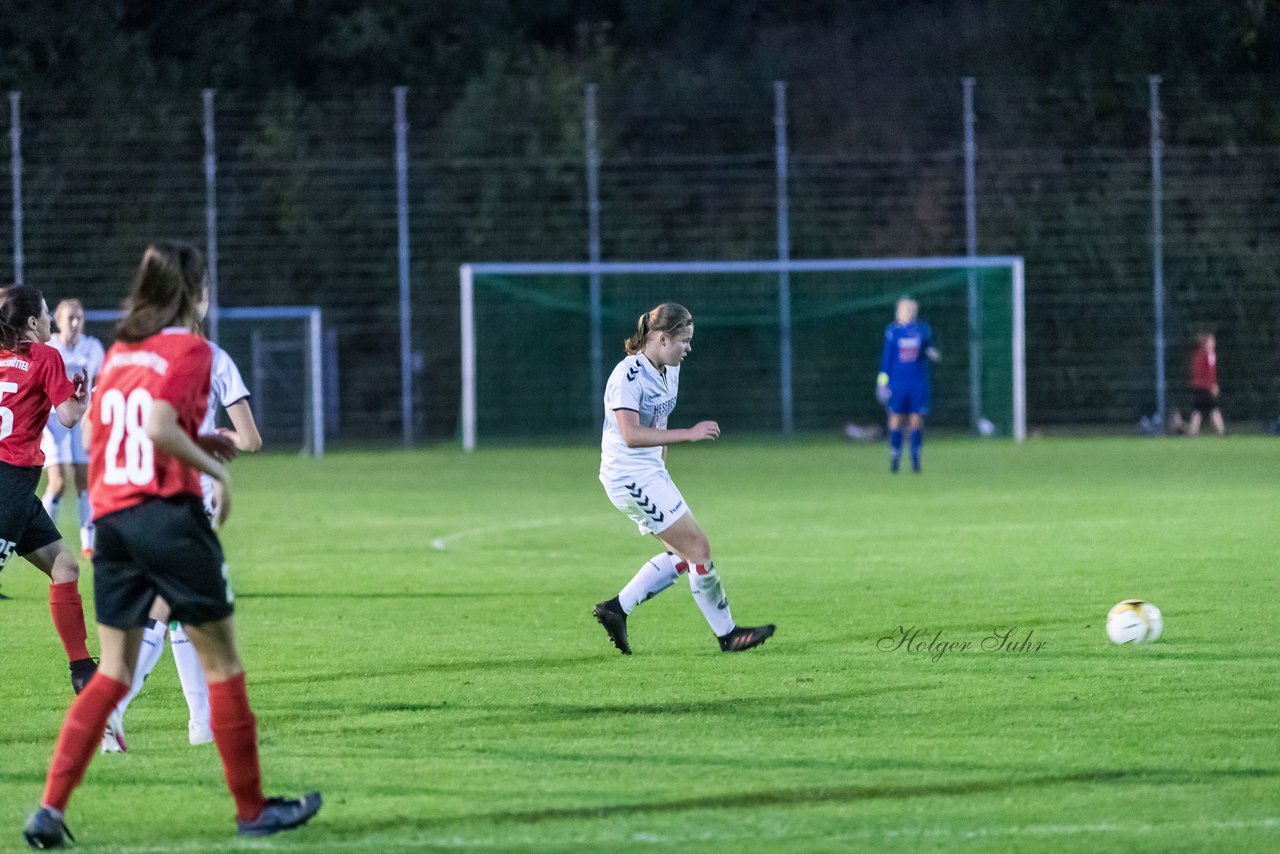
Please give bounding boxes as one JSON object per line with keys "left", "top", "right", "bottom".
{"left": 209, "top": 672, "right": 265, "bottom": 822}
{"left": 42, "top": 674, "right": 129, "bottom": 811}
{"left": 49, "top": 581, "right": 91, "bottom": 661}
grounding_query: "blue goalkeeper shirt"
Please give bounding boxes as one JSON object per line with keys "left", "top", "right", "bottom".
{"left": 880, "top": 321, "right": 934, "bottom": 388}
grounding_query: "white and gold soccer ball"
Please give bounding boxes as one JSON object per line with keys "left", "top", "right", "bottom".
{"left": 1106, "top": 599, "right": 1163, "bottom": 645}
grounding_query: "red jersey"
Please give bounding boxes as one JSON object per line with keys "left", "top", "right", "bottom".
{"left": 0, "top": 341, "right": 75, "bottom": 467}
{"left": 88, "top": 328, "right": 212, "bottom": 519}
{"left": 1190, "top": 346, "right": 1217, "bottom": 391}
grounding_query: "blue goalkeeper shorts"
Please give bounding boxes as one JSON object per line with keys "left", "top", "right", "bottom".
{"left": 888, "top": 382, "right": 930, "bottom": 416}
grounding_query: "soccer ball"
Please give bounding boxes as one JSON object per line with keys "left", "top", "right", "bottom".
{"left": 1106, "top": 599, "right": 1163, "bottom": 645}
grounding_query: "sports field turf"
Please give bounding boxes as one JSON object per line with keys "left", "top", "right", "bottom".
{"left": 2, "top": 436, "right": 1278, "bottom": 852}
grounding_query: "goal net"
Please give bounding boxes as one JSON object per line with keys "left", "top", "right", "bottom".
{"left": 459, "top": 258, "right": 1024, "bottom": 450}
{"left": 85, "top": 306, "right": 326, "bottom": 456}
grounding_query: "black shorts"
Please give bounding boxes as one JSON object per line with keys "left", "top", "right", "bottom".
{"left": 0, "top": 461, "right": 62, "bottom": 568}
{"left": 1191, "top": 389, "right": 1219, "bottom": 416}
{"left": 93, "top": 495, "right": 233, "bottom": 630}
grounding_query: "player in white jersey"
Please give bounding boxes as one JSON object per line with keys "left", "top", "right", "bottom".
{"left": 40, "top": 299, "right": 105, "bottom": 557}
{"left": 102, "top": 334, "right": 261, "bottom": 752}
{"left": 198, "top": 341, "right": 260, "bottom": 513}
{"left": 592, "top": 302, "right": 775, "bottom": 655}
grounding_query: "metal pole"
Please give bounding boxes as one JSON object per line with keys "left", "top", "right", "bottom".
{"left": 460, "top": 264, "right": 476, "bottom": 451}
{"left": 773, "top": 81, "right": 794, "bottom": 437}
{"left": 1012, "top": 258, "right": 1026, "bottom": 442}
{"left": 309, "top": 308, "right": 324, "bottom": 458}
{"left": 250, "top": 329, "right": 265, "bottom": 431}
{"left": 10, "top": 91, "right": 24, "bottom": 285}
{"left": 963, "top": 77, "right": 981, "bottom": 431}
{"left": 1149, "top": 74, "right": 1166, "bottom": 431}
{"left": 584, "top": 83, "right": 604, "bottom": 420}
{"left": 202, "top": 90, "right": 219, "bottom": 342}
{"left": 394, "top": 86, "right": 413, "bottom": 447}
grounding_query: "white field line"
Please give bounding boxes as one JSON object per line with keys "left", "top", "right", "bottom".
{"left": 430, "top": 518, "right": 577, "bottom": 551}
{"left": 93, "top": 816, "right": 1280, "bottom": 852}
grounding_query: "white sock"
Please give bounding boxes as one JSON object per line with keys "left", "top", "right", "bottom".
{"left": 618, "top": 552, "right": 680, "bottom": 614}
{"left": 170, "top": 624, "right": 209, "bottom": 728}
{"left": 116, "top": 619, "right": 168, "bottom": 718}
{"left": 42, "top": 494, "right": 59, "bottom": 521}
{"left": 77, "top": 492, "right": 93, "bottom": 549}
{"left": 687, "top": 561, "right": 735, "bottom": 637}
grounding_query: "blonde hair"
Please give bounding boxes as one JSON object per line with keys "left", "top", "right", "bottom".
{"left": 624, "top": 303, "right": 693, "bottom": 355}
{"left": 54, "top": 298, "right": 83, "bottom": 324}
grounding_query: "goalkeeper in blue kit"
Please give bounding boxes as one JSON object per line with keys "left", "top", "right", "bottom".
{"left": 876, "top": 297, "right": 939, "bottom": 473}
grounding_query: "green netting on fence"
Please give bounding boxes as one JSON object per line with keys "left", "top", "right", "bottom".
{"left": 471, "top": 266, "right": 1015, "bottom": 438}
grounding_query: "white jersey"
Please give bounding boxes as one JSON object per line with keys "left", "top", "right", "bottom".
{"left": 600, "top": 352, "right": 680, "bottom": 481}
{"left": 47, "top": 334, "right": 105, "bottom": 389}
{"left": 201, "top": 341, "right": 251, "bottom": 434}
{"left": 42, "top": 335, "right": 104, "bottom": 463}
{"left": 200, "top": 341, "right": 251, "bottom": 511}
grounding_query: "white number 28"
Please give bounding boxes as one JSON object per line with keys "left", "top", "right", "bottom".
{"left": 100, "top": 388, "right": 154, "bottom": 486}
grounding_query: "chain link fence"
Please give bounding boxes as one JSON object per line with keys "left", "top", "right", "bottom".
{"left": 3, "top": 76, "right": 1277, "bottom": 444}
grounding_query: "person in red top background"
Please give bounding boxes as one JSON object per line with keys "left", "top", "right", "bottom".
{"left": 0, "top": 285, "right": 95, "bottom": 695}
{"left": 1188, "top": 331, "right": 1225, "bottom": 437}
{"left": 23, "top": 242, "right": 320, "bottom": 849}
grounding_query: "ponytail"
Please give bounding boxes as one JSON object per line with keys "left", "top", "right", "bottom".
{"left": 116, "top": 242, "right": 207, "bottom": 342}
{"left": 623, "top": 312, "right": 650, "bottom": 355}
{"left": 0, "top": 284, "right": 45, "bottom": 353}
{"left": 624, "top": 302, "right": 692, "bottom": 355}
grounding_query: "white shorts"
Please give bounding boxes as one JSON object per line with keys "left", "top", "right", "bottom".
{"left": 41, "top": 415, "right": 88, "bottom": 467}
{"left": 601, "top": 469, "right": 690, "bottom": 536}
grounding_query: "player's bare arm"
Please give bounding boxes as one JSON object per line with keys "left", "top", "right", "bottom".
{"left": 218, "top": 398, "right": 263, "bottom": 452}
{"left": 196, "top": 432, "right": 239, "bottom": 462}
{"left": 615, "top": 408, "right": 719, "bottom": 447}
{"left": 54, "top": 369, "right": 90, "bottom": 427}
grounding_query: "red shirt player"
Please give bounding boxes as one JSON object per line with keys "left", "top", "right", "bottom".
{"left": 24, "top": 243, "right": 321, "bottom": 849}
{"left": 1188, "top": 332, "right": 1225, "bottom": 437}
{"left": 0, "top": 284, "right": 96, "bottom": 696}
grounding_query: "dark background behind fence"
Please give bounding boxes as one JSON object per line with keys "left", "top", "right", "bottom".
{"left": 5, "top": 76, "right": 1274, "bottom": 445}
{"left": 2, "top": 3, "right": 1278, "bottom": 443}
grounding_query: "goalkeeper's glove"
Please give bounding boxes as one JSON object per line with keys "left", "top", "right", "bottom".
{"left": 875, "top": 372, "right": 891, "bottom": 405}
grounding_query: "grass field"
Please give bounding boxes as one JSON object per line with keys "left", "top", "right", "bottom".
{"left": 2, "top": 436, "right": 1278, "bottom": 852}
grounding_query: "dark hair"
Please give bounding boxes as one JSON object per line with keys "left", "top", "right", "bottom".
{"left": 116, "top": 242, "right": 207, "bottom": 342}
{"left": 0, "top": 284, "right": 45, "bottom": 353}
{"left": 624, "top": 303, "right": 693, "bottom": 355}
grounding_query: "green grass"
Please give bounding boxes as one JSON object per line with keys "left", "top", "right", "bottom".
{"left": 2, "top": 436, "right": 1279, "bottom": 852}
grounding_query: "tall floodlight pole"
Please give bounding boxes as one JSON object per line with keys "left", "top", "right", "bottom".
{"left": 202, "top": 90, "right": 220, "bottom": 342}
{"left": 584, "top": 84, "right": 604, "bottom": 420}
{"left": 773, "top": 81, "right": 794, "bottom": 437}
{"left": 394, "top": 86, "right": 413, "bottom": 447}
{"left": 963, "top": 77, "right": 981, "bottom": 431}
{"left": 10, "top": 92, "right": 24, "bottom": 285}
{"left": 1149, "top": 75, "right": 1166, "bottom": 431}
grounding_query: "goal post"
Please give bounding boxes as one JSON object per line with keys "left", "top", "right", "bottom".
{"left": 460, "top": 257, "right": 1025, "bottom": 451}
{"left": 84, "top": 305, "right": 325, "bottom": 457}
